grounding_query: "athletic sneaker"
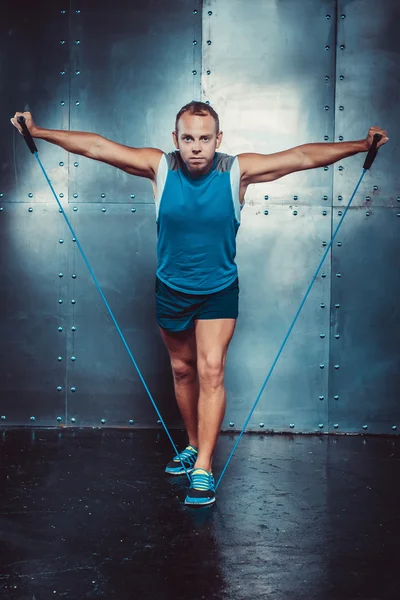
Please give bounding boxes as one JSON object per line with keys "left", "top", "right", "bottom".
{"left": 165, "top": 445, "right": 198, "bottom": 475}
{"left": 184, "top": 468, "right": 216, "bottom": 506}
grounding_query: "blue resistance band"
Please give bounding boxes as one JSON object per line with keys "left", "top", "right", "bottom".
{"left": 17, "top": 116, "right": 381, "bottom": 490}
{"left": 16, "top": 116, "right": 191, "bottom": 483}
{"left": 216, "top": 133, "right": 382, "bottom": 489}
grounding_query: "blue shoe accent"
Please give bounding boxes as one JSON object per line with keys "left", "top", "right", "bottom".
{"left": 165, "top": 445, "right": 198, "bottom": 475}
{"left": 185, "top": 468, "right": 216, "bottom": 506}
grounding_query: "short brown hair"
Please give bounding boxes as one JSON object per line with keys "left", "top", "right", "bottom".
{"left": 175, "top": 101, "right": 220, "bottom": 134}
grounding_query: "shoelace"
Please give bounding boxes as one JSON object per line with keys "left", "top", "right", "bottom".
{"left": 190, "top": 470, "right": 215, "bottom": 492}
{"left": 174, "top": 446, "right": 197, "bottom": 466}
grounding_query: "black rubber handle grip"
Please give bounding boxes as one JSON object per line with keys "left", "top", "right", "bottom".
{"left": 17, "top": 115, "right": 38, "bottom": 154}
{"left": 363, "top": 133, "right": 382, "bottom": 170}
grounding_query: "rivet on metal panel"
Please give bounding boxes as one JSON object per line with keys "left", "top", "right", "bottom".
{"left": 264, "top": 210, "right": 268, "bottom": 215}
{"left": 131, "top": 208, "right": 136, "bottom": 213}
{"left": 30, "top": 416, "right": 36, "bottom": 421}
{"left": 28, "top": 207, "right": 33, "bottom": 212}
{"left": 129, "top": 420, "right": 135, "bottom": 425}
{"left": 75, "top": 101, "right": 80, "bottom": 106}
{"left": 192, "top": 70, "right": 197, "bottom": 75}
{"left": 61, "top": 9, "right": 66, "bottom": 14}
{"left": 397, "top": 213, "right": 400, "bottom": 217}
{"left": 193, "top": 40, "right": 197, "bottom": 45}
{"left": 293, "top": 210, "right": 297, "bottom": 216}
{"left": 320, "top": 333, "right": 325, "bottom": 338}
{"left": 59, "top": 272, "right": 63, "bottom": 277}
{"left": 72, "top": 274, "right": 77, "bottom": 279}
{"left": 72, "top": 238, "right": 76, "bottom": 242}
{"left": 75, "top": 40, "right": 80, "bottom": 45}
{"left": 289, "top": 424, "right": 295, "bottom": 428}
{"left": 338, "top": 211, "right": 343, "bottom": 216}
{"left": 325, "top": 45, "right": 330, "bottom": 51}
{"left": 392, "top": 426, "right": 397, "bottom": 431}
{"left": 341, "top": 14, "right": 346, "bottom": 19}
{"left": 259, "top": 423, "right": 265, "bottom": 428}
{"left": 71, "top": 388, "right": 76, "bottom": 393}
{"left": 28, "top": 192, "right": 33, "bottom": 198}
{"left": 71, "top": 299, "right": 76, "bottom": 304}
{"left": 324, "top": 136, "right": 329, "bottom": 141}
{"left": 59, "top": 161, "right": 64, "bottom": 166}
{"left": 334, "top": 424, "right": 339, "bottom": 429}
{"left": 75, "top": 70, "right": 80, "bottom": 75}
{"left": 1, "top": 416, "right": 6, "bottom": 420}
{"left": 71, "top": 326, "right": 76, "bottom": 331}
{"left": 318, "top": 424, "right": 324, "bottom": 429}
{"left": 60, "top": 70, "right": 66, "bottom": 76}
{"left": 130, "top": 194, "right": 135, "bottom": 199}
{"left": 366, "top": 211, "right": 371, "bottom": 216}
{"left": 73, "top": 193, "right": 78, "bottom": 198}
{"left": 338, "top": 195, "right": 343, "bottom": 201}
{"left": 323, "top": 195, "right": 328, "bottom": 201}
{"left": 74, "top": 162, "right": 79, "bottom": 167}
{"left": 325, "top": 75, "right": 330, "bottom": 81}
{"left": 335, "top": 334, "right": 340, "bottom": 339}
{"left": 337, "top": 242, "right": 342, "bottom": 246}
{"left": 76, "top": 9, "right": 80, "bottom": 14}
{"left": 334, "top": 395, "right": 339, "bottom": 400}
{"left": 340, "top": 45, "right": 345, "bottom": 50}
{"left": 322, "top": 241, "right": 327, "bottom": 246}
{"left": 101, "top": 419, "right": 106, "bottom": 424}
{"left": 326, "top": 14, "right": 331, "bottom": 19}
{"left": 208, "top": 11, "right": 212, "bottom": 16}
{"left": 319, "top": 396, "right": 324, "bottom": 401}
{"left": 57, "top": 416, "right": 62, "bottom": 421}
{"left": 264, "top": 195, "right": 269, "bottom": 200}
{"left": 58, "top": 299, "right": 63, "bottom": 304}
{"left": 398, "top": 197, "right": 400, "bottom": 202}
{"left": 60, "top": 40, "right": 65, "bottom": 45}
{"left": 334, "top": 364, "right": 340, "bottom": 370}
{"left": 324, "top": 106, "right": 330, "bottom": 111}
{"left": 58, "top": 327, "right": 63, "bottom": 332}
{"left": 320, "top": 303, "right": 325, "bottom": 308}
{"left": 102, "top": 207, "right": 106, "bottom": 213}
{"left": 60, "top": 101, "right": 65, "bottom": 106}
{"left": 339, "top": 136, "right": 344, "bottom": 141}
{"left": 336, "top": 273, "right": 342, "bottom": 278}
{"left": 362, "top": 425, "right": 368, "bottom": 430}
{"left": 71, "top": 356, "right": 76, "bottom": 362}
{"left": 207, "top": 40, "right": 212, "bottom": 45}
{"left": 71, "top": 417, "right": 76, "bottom": 422}
{"left": 338, "top": 166, "right": 344, "bottom": 171}
{"left": 366, "top": 196, "right": 371, "bottom": 201}
{"left": 57, "top": 386, "right": 62, "bottom": 391}
{"left": 339, "top": 75, "right": 344, "bottom": 81}
{"left": 193, "top": 9, "right": 198, "bottom": 14}
{"left": 335, "top": 303, "right": 340, "bottom": 308}
{"left": 322, "top": 210, "right": 327, "bottom": 215}
{"left": 59, "top": 193, "right": 64, "bottom": 198}
{"left": 319, "top": 363, "right": 325, "bottom": 369}
{"left": 206, "top": 70, "right": 211, "bottom": 75}
{"left": 59, "top": 239, "right": 64, "bottom": 243}
{"left": 339, "top": 106, "right": 344, "bottom": 111}
{"left": 229, "top": 422, "right": 234, "bottom": 427}
{"left": 373, "top": 186, "right": 378, "bottom": 191}
{"left": 321, "top": 273, "right": 326, "bottom": 278}
{"left": 293, "top": 195, "right": 298, "bottom": 200}
{"left": 324, "top": 166, "right": 328, "bottom": 171}
{"left": 58, "top": 356, "right": 63, "bottom": 361}
{"left": 101, "top": 193, "right": 106, "bottom": 198}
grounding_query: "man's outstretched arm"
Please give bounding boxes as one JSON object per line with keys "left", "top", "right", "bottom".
{"left": 238, "top": 126, "right": 389, "bottom": 185}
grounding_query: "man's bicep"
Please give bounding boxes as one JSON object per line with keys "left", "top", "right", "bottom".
{"left": 237, "top": 148, "right": 306, "bottom": 184}
{"left": 89, "top": 138, "right": 164, "bottom": 180}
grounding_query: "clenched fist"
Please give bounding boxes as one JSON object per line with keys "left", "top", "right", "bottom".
{"left": 10, "top": 111, "right": 39, "bottom": 137}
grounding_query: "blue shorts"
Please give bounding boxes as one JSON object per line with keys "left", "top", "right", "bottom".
{"left": 155, "top": 276, "right": 239, "bottom": 332}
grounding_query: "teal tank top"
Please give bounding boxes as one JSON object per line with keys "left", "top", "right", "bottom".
{"left": 154, "top": 150, "right": 243, "bottom": 294}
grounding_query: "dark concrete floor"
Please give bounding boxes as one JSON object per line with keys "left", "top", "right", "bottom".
{"left": 0, "top": 428, "right": 399, "bottom": 600}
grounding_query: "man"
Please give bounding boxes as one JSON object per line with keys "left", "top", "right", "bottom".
{"left": 11, "top": 102, "right": 388, "bottom": 507}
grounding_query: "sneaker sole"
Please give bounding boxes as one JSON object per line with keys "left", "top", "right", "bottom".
{"left": 184, "top": 496, "right": 216, "bottom": 507}
{"left": 165, "top": 467, "right": 194, "bottom": 476}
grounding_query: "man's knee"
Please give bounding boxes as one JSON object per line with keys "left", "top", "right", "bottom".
{"left": 171, "top": 357, "right": 197, "bottom": 383}
{"left": 197, "top": 355, "right": 225, "bottom": 387}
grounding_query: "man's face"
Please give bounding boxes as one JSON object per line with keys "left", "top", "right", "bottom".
{"left": 172, "top": 113, "right": 223, "bottom": 175}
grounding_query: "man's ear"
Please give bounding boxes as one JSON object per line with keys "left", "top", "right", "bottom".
{"left": 172, "top": 131, "right": 179, "bottom": 149}
{"left": 216, "top": 131, "right": 223, "bottom": 148}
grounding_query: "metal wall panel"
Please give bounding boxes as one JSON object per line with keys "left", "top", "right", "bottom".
{"left": 328, "top": 207, "right": 400, "bottom": 433}
{"left": 68, "top": 0, "right": 202, "bottom": 203}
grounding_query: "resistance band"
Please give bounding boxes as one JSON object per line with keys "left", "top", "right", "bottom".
{"left": 216, "top": 133, "right": 382, "bottom": 489}
{"left": 16, "top": 116, "right": 191, "bottom": 482}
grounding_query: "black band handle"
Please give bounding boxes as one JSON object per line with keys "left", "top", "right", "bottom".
{"left": 17, "top": 115, "right": 38, "bottom": 154}
{"left": 363, "top": 133, "right": 382, "bottom": 170}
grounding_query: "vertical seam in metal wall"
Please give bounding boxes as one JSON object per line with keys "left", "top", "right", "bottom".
{"left": 200, "top": 0, "right": 204, "bottom": 100}
{"left": 65, "top": 0, "right": 72, "bottom": 425}
{"left": 328, "top": 0, "right": 339, "bottom": 433}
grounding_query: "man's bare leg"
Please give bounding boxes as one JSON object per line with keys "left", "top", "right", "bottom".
{"left": 159, "top": 326, "right": 199, "bottom": 447}
{"left": 194, "top": 318, "right": 237, "bottom": 472}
